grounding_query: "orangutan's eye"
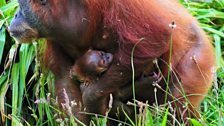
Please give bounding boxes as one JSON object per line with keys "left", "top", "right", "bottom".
{"left": 40, "top": 0, "right": 47, "bottom": 5}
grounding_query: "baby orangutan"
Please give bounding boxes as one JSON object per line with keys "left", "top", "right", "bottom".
{"left": 70, "top": 49, "right": 159, "bottom": 121}
{"left": 70, "top": 49, "right": 113, "bottom": 86}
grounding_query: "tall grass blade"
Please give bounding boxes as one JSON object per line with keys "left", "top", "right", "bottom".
{"left": 214, "top": 34, "right": 222, "bottom": 68}
{"left": 0, "top": 73, "right": 8, "bottom": 122}
{"left": 145, "top": 108, "right": 153, "bottom": 126}
{"left": 161, "top": 108, "right": 169, "bottom": 126}
{"left": 0, "top": 28, "right": 5, "bottom": 64}
{"left": 190, "top": 119, "right": 202, "bottom": 126}
{"left": 17, "top": 44, "right": 35, "bottom": 114}
{"left": 11, "top": 63, "right": 20, "bottom": 126}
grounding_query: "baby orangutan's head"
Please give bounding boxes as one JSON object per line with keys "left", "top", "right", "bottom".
{"left": 70, "top": 49, "right": 113, "bottom": 84}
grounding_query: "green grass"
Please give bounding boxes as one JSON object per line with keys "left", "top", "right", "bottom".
{"left": 0, "top": 0, "right": 224, "bottom": 126}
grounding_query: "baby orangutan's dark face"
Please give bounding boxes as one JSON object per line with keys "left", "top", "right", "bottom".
{"left": 84, "top": 50, "right": 113, "bottom": 74}
{"left": 70, "top": 50, "right": 113, "bottom": 84}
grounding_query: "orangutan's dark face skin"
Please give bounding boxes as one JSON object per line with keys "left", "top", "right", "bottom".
{"left": 10, "top": 0, "right": 88, "bottom": 44}
{"left": 70, "top": 50, "right": 113, "bottom": 83}
{"left": 82, "top": 50, "right": 113, "bottom": 74}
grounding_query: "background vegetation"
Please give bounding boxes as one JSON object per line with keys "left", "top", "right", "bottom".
{"left": 0, "top": 0, "right": 223, "bottom": 125}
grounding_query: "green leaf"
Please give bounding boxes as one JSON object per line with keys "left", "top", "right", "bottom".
{"left": 202, "top": 26, "right": 224, "bottom": 38}
{"left": 0, "top": 0, "right": 18, "bottom": 13}
{"left": 0, "top": 0, "right": 6, "bottom": 8}
{"left": 0, "top": 28, "right": 5, "bottom": 64}
{"left": 145, "top": 108, "right": 153, "bottom": 126}
{"left": 17, "top": 44, "right": 35, "bottom": 114}
{"left": 190, "top": 119, "right": 203, "bottom": 126}
{"left": 11, "top": 63, "right": 20, "bottom": 126}
{"left": 162, "top": 108, "right": 169, "bottom": 126}
{"left": 214, "top": 34, "right": 222, "bottom": 68}
{"left": 11, "top": 114, "right": 23, "bottom": 126}
{"left": 197, "top": 9, "right": 224, "bottom": 19}
{"left": 0, "top": 19, "right": 5, "bottom": 28}
{"left": 0, "top": 72, "right": 9, "bottom": 122}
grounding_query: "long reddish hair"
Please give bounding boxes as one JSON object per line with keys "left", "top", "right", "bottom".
{"left": 85, "top": 0, "right": 172, "bottom": 65}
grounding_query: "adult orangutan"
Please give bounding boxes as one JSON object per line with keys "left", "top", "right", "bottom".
{"left": 9, "top": 0, "right": 215, "bottom": 125}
